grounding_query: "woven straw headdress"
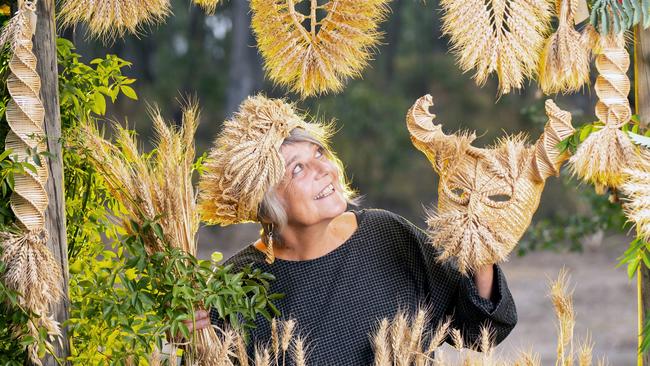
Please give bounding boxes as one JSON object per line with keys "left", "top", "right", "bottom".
{"left": 198, "top": 95, "right": 331, "bottom": 227}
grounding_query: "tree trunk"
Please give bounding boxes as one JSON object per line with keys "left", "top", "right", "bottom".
{"left": 32, "top": 0, "right": 71, "bottom": 364}
{"left": 225, "top": 0, "right": 263, "bottom": 117}
{"left": 636, "top": 24, "right": 650, "bottom": 366}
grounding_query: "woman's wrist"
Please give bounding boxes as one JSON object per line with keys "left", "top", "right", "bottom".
{"left": 473, "top": 264, "right": 495, "bottom": 300}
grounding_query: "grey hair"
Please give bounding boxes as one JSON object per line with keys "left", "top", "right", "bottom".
{"left": 257, "top": 128, "right": 359, "bottom": 241}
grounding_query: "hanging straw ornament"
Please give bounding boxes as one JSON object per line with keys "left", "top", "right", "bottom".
{"left": 192, "top": 0, "right": 221, "bottom": 14}
{"left": 569, "top": 35, "right": 645, "bottom": 192}
{"left": 250, "top": 0, "right": 390, "bottom": 97}
{"left": 439, "top": 0, "right": 552, "bottom": 95}
{"left": 0, "top": 1, "right": 62, "bottom": 364}
{"left": 621, "top": 163, "right": 650, "bottom": 243}
{"left": 58, "top": 0, "right": 171, "bottom": 41}
{"left": 538, "top": 0, "right": 595, "bottom": 94}
{"left": 407, "top": 95, "right": 574, "bottom": 274}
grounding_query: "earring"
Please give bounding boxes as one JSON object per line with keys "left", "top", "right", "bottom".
{"left": 263, "top": 223, "right": 275, "bottom": 264}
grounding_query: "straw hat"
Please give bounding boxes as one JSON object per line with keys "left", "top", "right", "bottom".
{"left": 198, "top": 94, "right": 330, "bottom": 226}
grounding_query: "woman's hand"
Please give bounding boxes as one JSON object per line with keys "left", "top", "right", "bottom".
{"left": 183, "top": 309, "right": 211, "bottom": 333}
{"left": 473, "top": 264, "right": 494, "bottom": 300}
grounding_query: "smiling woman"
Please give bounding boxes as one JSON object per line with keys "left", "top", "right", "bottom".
{"left": 196, "top": 95, "right": 517, "bottom": 364}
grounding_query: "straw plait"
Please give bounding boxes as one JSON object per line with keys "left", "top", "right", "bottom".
{"left": 198, "top": 95, "right": 331, "bottom": 226}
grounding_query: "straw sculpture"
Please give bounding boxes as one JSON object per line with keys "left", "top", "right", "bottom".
{"left": 250, "top": 0, "right": 390, "bottom": 97}
{"left": 439, "top": 0, "right": 552, "bottom": 95}
{"left": 538, "top": 0, "right": 595, "bottom": 94}
{"left": 570, "top": 35, "right": 645, "bottom": 192}
{"left": 58, "top": 0, "right": 170, "bottom": 41}
{"left": 0, "top": 1, "right": 63, "bottom": 364}
{"left": 77, "top": 104, "right": 226, "bottom": 363}
{"left": 406, "top": 95, "right": 575, "bottom": 274}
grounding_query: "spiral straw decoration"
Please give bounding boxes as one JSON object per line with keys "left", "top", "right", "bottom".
{"left": 0, "top": 1, "right": 62, "bottom": 363}
{"left": 570, "top": 36, "right": 644, "bottom": 191}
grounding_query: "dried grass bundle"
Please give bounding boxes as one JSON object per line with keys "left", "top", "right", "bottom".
{"left": 570, "top": 37, "right": 644, "bottom": 191}
{"left": 549, "top": 269, "right": 575, "bottom": 366}
{"left": 250, "top": 0, "right": 390, "bottom": 97}
{"left": 538, "top": 0, "right": 593, "bottom": 94}
{"left": 58, "top": 0, "right": 171, "bottom": 41}
{"left": 76, "top": 103, "right": 228, "bottom": 363}
{"left": 440, "top": 0, "right": 552, "bottom": 95}
{"left": 78, "top": 104, "right": 199, "bottom": 254}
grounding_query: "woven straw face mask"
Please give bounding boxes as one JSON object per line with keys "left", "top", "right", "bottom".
{"left": 407, "top": 95, "right": 574, "bottom": 274}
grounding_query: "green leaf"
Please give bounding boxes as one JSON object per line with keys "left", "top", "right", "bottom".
{"left": 629, "top": 131, "right": 650, "bottom": 148}
{"left": 92, "top": 92, "right": 106, "bottom": 115}
{"left": 120, "top": 85, "right": 138, "bottom": 100}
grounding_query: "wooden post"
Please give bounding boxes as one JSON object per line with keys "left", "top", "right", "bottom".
{"left": 32, "top": 0, "right": 71, "bottom": 364}
{"left": 635, "top": 24, "right": 650, "bottom": 365}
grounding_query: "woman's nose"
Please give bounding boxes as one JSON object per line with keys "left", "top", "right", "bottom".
{"left": 313, "top": 158, "right": 330, "bottom": 179}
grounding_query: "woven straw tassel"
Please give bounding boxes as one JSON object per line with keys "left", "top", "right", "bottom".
{"left": 538, "top": 0, "right": 592, "bottom": 94}
{"left": 570, "top": 36, "right": 643, "bottom": 192}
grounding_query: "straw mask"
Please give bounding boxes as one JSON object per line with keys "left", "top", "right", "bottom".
{"left": 407, "top": 95, "right": 574, "bottom": 274}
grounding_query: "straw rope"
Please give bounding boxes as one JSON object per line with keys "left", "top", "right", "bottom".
{"left": 0, "top": 1, "right": 63, "bottom": 364}
{"left": 407, "top": 95, "right": 574, "bottom": 274}
{"left": 570, "top": 36, "right": 644, "bottom": 191}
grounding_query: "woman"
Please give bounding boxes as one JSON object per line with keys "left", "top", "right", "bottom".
{"left": 192, "top": 95, "right": 517, "bottom": 364}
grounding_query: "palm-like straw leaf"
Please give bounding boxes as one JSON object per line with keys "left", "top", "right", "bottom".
{"left": 250, "top": 0, "right": 390, "bottom": 97}
{"left": 440, "top": 0, "right": 552, "bottom": 95}
{"left": 621, "top": 157, "right": 650, "bottom": 242}
{"left": 58, "top": 0, "right": 171, "bottom": 41}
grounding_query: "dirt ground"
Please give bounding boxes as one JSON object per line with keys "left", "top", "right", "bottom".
{"left": 199, "top": 227, "right": 638, "bottom": 364}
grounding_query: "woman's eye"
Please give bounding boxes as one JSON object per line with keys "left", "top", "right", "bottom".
{"left": 292, "top": 163, "right": 303, "bottom": 176}
{"left": 315, "top": 147, "right": 324, "bottom": 158}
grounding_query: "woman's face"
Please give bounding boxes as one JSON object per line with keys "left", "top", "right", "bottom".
{"left": 276, "top": 141, "right": 347, "bottom": 228}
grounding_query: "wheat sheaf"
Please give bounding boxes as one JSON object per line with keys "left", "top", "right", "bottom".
{"left": 440, "top": 0, "right": 552, "bottom": 95}
{"left": 250, "top": 0, "right": 390, "bottom": 98}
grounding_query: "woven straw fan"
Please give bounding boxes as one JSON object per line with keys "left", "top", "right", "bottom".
{"left": 250, "top": 0, "right": 390, "bottom": 97}
{"left": 440, "top": 0, "right": 552, "bottom": 95}
{"left": 570, "top": 35, "right": 645, "bottom": 192}
{"left": 0, "top": 1, "right": 63, "bottom": 364}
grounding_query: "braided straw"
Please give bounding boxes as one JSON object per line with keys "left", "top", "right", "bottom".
{"left": 198, "top": 95, "right": 332, "bottom": 226}
{"left": 0, "top": 2, "right": 62, "bottom": 364}
{"left": 538, "top": 0, "right": 593, "bottom": 94}
{"left": 407, "top": 95, "right": 574, "bottom": 274}
{"left": 570, "top": 36, "right": 643, "bottom": 191}
{"left": 3, "top": 1, "right": 48, "bottom": 231}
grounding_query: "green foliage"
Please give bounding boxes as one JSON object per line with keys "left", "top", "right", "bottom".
{"left": 589, "top": 0, "right": 650, "bottom": 34}
{"left": 68, "top": 218, "right": 280, "bottom": 364}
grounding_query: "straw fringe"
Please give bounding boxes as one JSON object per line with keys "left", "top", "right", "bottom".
{"left": 250, "top": 0, "right": 390, "bottom": 97}
{"left": 192, "top": 0, "right": 221, "bottom": 14}
{"left": 58, "top": 0, "right": 171, "bottom": 41}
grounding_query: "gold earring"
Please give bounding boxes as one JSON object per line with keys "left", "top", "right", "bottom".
{"left": 264, "top": 223, "right": 275, "bottom": 264}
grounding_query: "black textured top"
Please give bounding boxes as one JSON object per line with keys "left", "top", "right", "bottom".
{"left": 211, "top": 209, "right": 517, "bottom": 365}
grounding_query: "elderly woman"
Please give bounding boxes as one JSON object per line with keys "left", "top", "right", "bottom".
{"left": 193, "top": 95, "right": 517, "bottom": 364}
